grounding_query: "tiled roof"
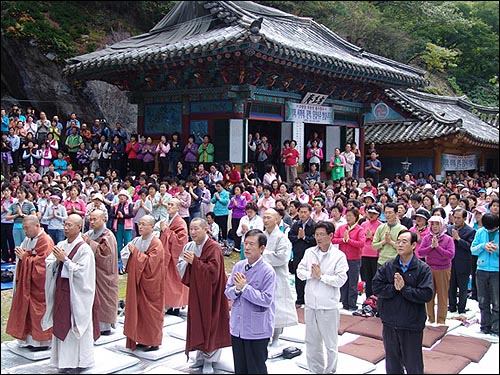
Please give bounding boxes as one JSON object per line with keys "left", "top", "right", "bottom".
{"left": 364, "top": 89, "right": 499, "bottom": 147}
{"left": 64, "top": 1, "right": 427, "bottom": 88}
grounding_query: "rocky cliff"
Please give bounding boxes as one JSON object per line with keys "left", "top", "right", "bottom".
{"left": 1, "top": 35, "right": 137, "bottom": 134}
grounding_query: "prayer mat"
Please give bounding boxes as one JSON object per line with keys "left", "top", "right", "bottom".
{"left": 115, "top": 334, "right": 185, "bottom": 361}
{"left": 296, "top": 352, "right": 377, "bottom": 374}
{"left": 432, "top": 335, "right": 491, "bottom": 363}
{"left": 422, "top": 350, "right": 471, "bottom": 374}
{"left": 338, "top": 336, "right": 386, "bottom": 364}
{"left": 422, "top": 325, "right": 449, "bottom": 348}
{"left": 1, "top": 342, "right": 36, "bottom": 372}
{"left": 94, "top": 327, "right": 126, "bottom": 346}
{"left": 118, "top": 313, "right": 184, "bottom": 327}
{"left": 4, "top": 341, "right": 51, "bottom": 361}
{"left": 280, "top": 323, "right": 306, "bottom": 343}
{"left": 266, "top": 356, "right": 310, "bottom": 374}
{"left": 163, "top": 314, "right": 185, "bottom": 327}
{"left": 139, "top": 364, "right": 188, "bottom": 374}
{"left": 452, "top": 323, "right": 500, "bottom": 343}
{"left": 345, "top": 316, "right": 383, "bottom": 340}
{"left": 212, "top": 346, "right": 235, "bottom": 373}
{"left": 338, "top": 314, "right": 366, "bottom": 335}
{"left": 4, "top": 347, "right": 140, "bottom": 374}
{"left": 165, "top": 320, "right": 187, "bottom": 341}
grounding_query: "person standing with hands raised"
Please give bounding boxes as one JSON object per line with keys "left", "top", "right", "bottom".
{"left": 372, "top": 230, "right": 433, "bottom": 374}
{"left": 297, "top": 221, "right": 348, "bottom": 374}
{"left": 225, "top": 229, "right": 276, "bottom": 374}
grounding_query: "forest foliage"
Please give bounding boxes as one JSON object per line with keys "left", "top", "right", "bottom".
{"left": 1, "top": 1, "right": 498, "bottom": 106}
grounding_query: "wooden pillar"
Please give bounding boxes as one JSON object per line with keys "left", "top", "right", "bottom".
{"left": 359, "top": 126, "right": 365, "bottom": 179}
{"left": 433, "top": 143, "right": 442, "bottom": 177}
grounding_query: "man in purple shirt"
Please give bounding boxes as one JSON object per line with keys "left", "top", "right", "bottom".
{"left": 225, "top": 229, "right": 276, "bottom": 374}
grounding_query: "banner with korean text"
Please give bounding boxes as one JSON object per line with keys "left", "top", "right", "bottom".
{"left": 442, "top": 153, "right": 478, "bottom": 171}
{"left": 285, "top": 102, "right": 334, "bottom": 125}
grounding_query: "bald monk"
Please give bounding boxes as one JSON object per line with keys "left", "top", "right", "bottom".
{"left": 122, "top": 214, "right": 165, "bottom": 351}
{"left": 156, "top": 197, "right": 189, "bottom": 315}
{"left": 177, "top": 217, "right": 231, "bottom": 374}
{"left": 41, "top": 214, "right": 96, "bottom": 372}
{"left": 82, "top": 209, "right": 119, "bottom": 336}
{"left": 6, "top": 215, "right": 54, "bottom": 351}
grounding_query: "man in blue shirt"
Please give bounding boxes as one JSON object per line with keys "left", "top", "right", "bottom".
{"left": 225, "top": 229, "right": 276, "bottom": 374}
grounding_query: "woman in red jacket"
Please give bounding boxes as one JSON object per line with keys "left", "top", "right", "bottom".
{"left": 332, "top": 206, "right": 366, "bottom": 311}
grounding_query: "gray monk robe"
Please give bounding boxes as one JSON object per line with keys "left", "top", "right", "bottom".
{"left": 85, "top": 226, "right": 119, "bottom": 328}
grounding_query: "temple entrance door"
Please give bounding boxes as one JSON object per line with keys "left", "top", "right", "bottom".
{"left": 304, "top": 123, "right": 327, "bottom": 173}
{"left": 248, "top": 120, "right": 282, "bottom": 166}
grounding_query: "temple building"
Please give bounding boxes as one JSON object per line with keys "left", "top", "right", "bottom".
{"left": 364, "top": 88, "right": 499, "bottom": 179}
{"left": 64, "top": 0, "right": 428, "bottom": 175}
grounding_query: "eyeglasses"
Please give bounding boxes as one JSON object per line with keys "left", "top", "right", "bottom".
{"left": 314, "top": 233, "right": 329, "bottom": 238}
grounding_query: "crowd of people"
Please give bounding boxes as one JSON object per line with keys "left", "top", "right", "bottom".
{"left": 1, "top": 104, "right": 499, "bottom": 374}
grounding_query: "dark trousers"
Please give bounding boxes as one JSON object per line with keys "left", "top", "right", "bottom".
{"left": 476, "top": 270, "right": 499, "bottom": 335}
{"left": 158, "top": 157, "right": 168, "bottom": 180}
{"left": 341, "top": 259, "right": 361, "bottom": 310}
{"left": 383, "top": 324, "right": 424, "bottom": 374}
{"left": 215, "top": 214, "right": 228, "bottom": 240}
{"left": 98, "top": 158, "right": 109, "bottom": 174}
{"left": 448, "top": 261, "right": 470, "bottom": 313}
{"left": 293, "top": 251, "right": 306, "bottom": 305}
{"left": 231, "top": 335, "right": 269, "bottom": 374}
{"left": 361, "top": 256, "right": 378, "bottom": 298}
{"left": 1, "top": 223, "right": 14, "bottom": 261}
{"left": 470, "top": 255, "right": 478, "bottom": 300}
{"left": 230, "top": 217, "right": 242, "bottom": 249}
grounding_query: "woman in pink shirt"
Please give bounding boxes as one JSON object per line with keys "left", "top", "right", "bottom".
{"left": 332, "top": 206, "right": 366, "bottom": 311}
{"left": 257, "top": 185, "right": 276, "bottom": 217}
{"left": 419, "top": 215, "right": 455, "bottom": 324}
{"left": 360, "top": 205, "right": 382, "bottom": 298}
{"left": 63, "top": 185, "right": 86, "bottom": 217}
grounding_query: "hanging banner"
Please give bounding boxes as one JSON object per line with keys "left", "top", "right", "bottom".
{"left": 285, "top": 102, "right": 334, "bottom": 124}
{"left": 442, "top": 153, "right": 478, "bottom": 171}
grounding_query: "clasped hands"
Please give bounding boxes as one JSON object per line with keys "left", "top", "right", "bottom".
{"left": 394, "top": 272, "right": 405, "bottom": 291}
{"left": 52, "top": 246, "right": 67, "bottom": 262}
{"left": 234, "top": 272, "right": 247, "bottom": 291}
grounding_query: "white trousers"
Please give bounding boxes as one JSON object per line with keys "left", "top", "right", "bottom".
{"left": 304, "top": 307, "right": 339, "bottom": 374}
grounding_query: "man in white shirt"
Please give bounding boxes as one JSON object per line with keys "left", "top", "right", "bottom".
{"left": 341, "top": 144, "right": 355, "bottom": 179}
{"left": 297, "top": 220, "right": 348, "bottom": 374}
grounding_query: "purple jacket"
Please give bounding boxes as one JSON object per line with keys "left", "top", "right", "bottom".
{"left": 419, "top": 233, "right": 455, "bottom": 270}
{"left": 228, "top": 195, "right": 247, "bottom": 219}
{"left": 183, "top": 143, "right": 198, "bottom": 163}
{"left": 225, "top": 257, "right": 276, "bottom": 340}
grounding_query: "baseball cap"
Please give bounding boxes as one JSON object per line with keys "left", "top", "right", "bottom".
{"left": 413, "top": 208, "right": 431, "bottom": 221}
{"left": 366, "top": 206, "right": 381, "bottom": 215}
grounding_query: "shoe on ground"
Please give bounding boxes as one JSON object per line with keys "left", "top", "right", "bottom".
{"left": 145, "top": 345, "right": 159, "bottom": 352}
{"left": 136, "top": 343, "right": 148, "bottom": 348}
{"left": 189, "top": 359, "right": 204, "bottom": 368}
{"left": 202, "top": 362, "right": 214, "bottom": 374}
{"left": 29, "top": 345, "right": 50, "bottom": 352}
{"left": 100, "top": 330, "right": 112, "bottom": 336}
{"left": 166, "top": 308, "right": 180, "bottom": 316}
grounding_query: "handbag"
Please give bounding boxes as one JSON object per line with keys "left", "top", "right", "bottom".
{"left": 282, "top": 346, "right": 302, "bottom": 359}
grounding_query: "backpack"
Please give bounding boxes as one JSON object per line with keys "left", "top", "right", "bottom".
{"left": 353, "top": 295, "right": 378, "bottom": 317}
{"left": 1, "top": 270, "right": 14, "bottom": 283}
